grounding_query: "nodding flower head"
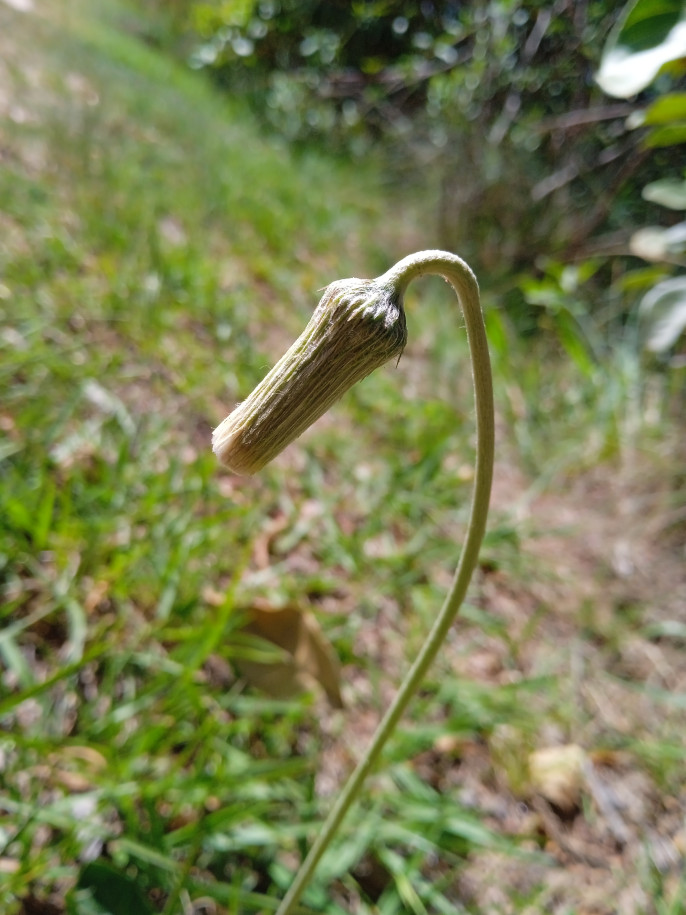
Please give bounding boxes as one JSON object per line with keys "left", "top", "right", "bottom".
{"left": 212, "top": 274, "right": 407, "bottom": 475}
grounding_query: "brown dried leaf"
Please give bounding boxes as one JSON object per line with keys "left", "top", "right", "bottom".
{"left": 238, "top": 601, "right": 343, "bottom": 708}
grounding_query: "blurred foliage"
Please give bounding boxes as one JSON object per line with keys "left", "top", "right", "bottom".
{"left": 139, "top": 0, "right": 686, "bottom": 348}
{"left": 596, "top": 0, "right": 686, "bottom": 98}
{"left": 597, "top": 0, "right": 686, "bottom": 360}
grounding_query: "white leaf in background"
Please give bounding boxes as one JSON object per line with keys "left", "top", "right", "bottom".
{"left": 597, "top": 0, "right": 686, "bottom": 98}
{"left": 639, "top": 275, "right": 686, "bottom": 351}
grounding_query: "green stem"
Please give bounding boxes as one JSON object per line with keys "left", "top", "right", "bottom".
{"left": 276, "top": 251, "right": 495, "bottom": 915}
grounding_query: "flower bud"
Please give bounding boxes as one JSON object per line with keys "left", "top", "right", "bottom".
{"left": 213, "top": 275, "right": 407, "bottom": 474}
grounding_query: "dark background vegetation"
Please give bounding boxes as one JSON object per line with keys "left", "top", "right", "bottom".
{"left": 1, "top": 1, "right": 684, "bottom": 913}
{"left": 165, "top": 0, "right": 682, "bottom": 310}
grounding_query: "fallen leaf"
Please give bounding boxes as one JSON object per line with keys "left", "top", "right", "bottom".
{"left": 238, "top": 601, "right": 343, "bottom": 708}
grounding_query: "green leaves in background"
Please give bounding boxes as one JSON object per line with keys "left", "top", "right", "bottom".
{"left": 630, "top": 221, "right": 686, "bottom": 261}
{"left": 637, "top": 91, "right": 686, "bottom": 146}
{"left": 597, "top": 0, "right": 686, "bottom": 354}
{"left": 639, "top": 275, "right": 686, "bottom": 350}
{"left": 643, "top": 177, "right": 686, "bottom": 208}
{"left": 597, "top": 0, "right": 686, "bottom": 98}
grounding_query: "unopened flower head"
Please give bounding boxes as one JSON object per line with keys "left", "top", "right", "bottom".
{"left": 213, "top": 275, "right": 407, "bottom": 474}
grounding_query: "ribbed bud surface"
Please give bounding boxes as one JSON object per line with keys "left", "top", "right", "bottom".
{"left": 213, "top": 276, "right": 407, "bottom": 474}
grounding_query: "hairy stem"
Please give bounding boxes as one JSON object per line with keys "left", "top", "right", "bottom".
{"left": 276, "top": 250, "right": 495, "bottom": 915}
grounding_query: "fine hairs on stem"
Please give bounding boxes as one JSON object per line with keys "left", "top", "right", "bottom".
{"left": 213, "top": 251, "right": 495, "bottom": 914}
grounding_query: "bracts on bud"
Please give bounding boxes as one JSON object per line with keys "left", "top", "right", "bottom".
{"left": 212, "top": 276, "right": 407, "bottom": 474}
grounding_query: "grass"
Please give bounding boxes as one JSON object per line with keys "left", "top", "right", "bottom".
{"left": 1, "top": 1, "right": 685, "bottom": 913}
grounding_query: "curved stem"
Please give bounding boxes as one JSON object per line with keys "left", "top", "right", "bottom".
{"left": 276, "top": 251, "right": 495, "bottom": 915}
